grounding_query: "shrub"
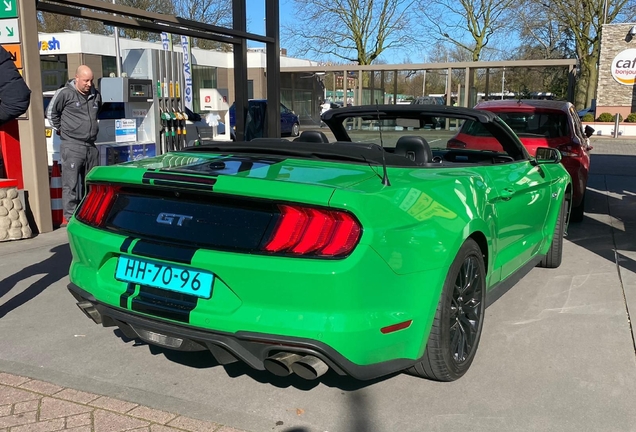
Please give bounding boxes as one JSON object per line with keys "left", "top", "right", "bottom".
{"left": 581, "top": 113, "right": 594, "bottom": 122}
{"left": 626, "top": 113, "right": 636, "bottom": 123}
{"left": 596, "top": 112, "right": 614, "bottom": 122}
{"left": 614, "top": 113, "right": 624, "bottom": 122}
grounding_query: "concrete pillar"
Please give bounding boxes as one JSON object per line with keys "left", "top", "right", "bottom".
{"left": 18, "top": 0, "right": 52, "bottom": 233}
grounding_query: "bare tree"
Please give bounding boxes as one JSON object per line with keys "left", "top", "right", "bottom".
{"left": 520, "top": 0, "right": 636, "bottom": 108}
{"left": 38, "top": 13, "right": 83, "bottom": 33}
{"left": 37, "top": 11, "right": 106, "bottom": 35}
{"left": 507, "top": 6, "right": 573, "bottom": 100}
{"left": 516, "top": 5, "right": 572, "bottom": 60}
{"left": 116, "top": 0, "right": 175, "bottom": 41}
{"left": 173, "top": 0, "right": 233, "bottom": 50}
{"left": 417, "top": 0, "right": 517, "bottom": 62}
{"left": 283, "top": 0, "right": 417, "bottom": 65}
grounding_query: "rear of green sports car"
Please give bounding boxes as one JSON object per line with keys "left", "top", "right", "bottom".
{"left": 67, "top": 106, "right": 570, "bottom": 382}
{"left": 67, "top": 152, "right": 460, "bottom": 380}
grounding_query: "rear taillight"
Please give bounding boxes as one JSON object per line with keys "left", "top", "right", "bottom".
{"left": 76, "top": 184, "right": 120, "bottom": 227}
{"left": 447, "top": 138, "right": 467, "bottom": 148}
{"left": 558, "top": 144, "right": 583, "bottom": 157}
{"left": 264, "top": 205, "right": 361, "bottom": 257}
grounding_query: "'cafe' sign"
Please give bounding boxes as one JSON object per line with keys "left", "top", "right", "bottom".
{"left": 611, "top": 48, "right": 636, "bottom": 85}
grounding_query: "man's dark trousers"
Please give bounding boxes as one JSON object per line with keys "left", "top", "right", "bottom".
{"left": 61, "top": 140, "right": 99, "bottom": 221}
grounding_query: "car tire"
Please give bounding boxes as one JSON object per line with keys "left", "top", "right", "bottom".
{"left": 291, "top": 123, "right": 300, "bottom": 137}
{"left": 538, "top": 197, "right": 566, "bottom": 269}
{"left": 570, "top": 193, "right": 585, "bottom": 223}
{"left": 407, "top": 238, "right": 486, "bottom": 381}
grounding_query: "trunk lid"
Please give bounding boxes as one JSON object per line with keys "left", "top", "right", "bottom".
{"left": 83, "top": 152, "right": 379, "bottom": 254}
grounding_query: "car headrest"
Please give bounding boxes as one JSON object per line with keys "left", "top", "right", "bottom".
{"left": 395, "top": 136, "right": 432, "bottom": 165}
{"left": 293, "top": 130, "right": 330, "bottom": 143}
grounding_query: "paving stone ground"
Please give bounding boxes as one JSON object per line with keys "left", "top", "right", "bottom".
{"left": 0, "top": 373, "right": 246, "bottom": 432}
{"left": 589, "top": 135, "right": 636, "bottom": 154}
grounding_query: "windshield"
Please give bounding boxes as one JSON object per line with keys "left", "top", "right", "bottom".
{"left": 342, "top": 116, "right": 469, "bottom": 150}
{"left": 43, "top": 96, "right": 52, "bottom": 114}
{"left": 330, "top": 112, "right": 524, "bottom": 161}
{"left": 211, "top": 107, "right": 526, "bottom": 166}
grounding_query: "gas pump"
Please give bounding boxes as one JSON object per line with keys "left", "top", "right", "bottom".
{"left": 99, "top": 76, "right": 156, "bottom": 164}
{"left": 199, "top": 88, "right": 231, "bottom": 142}
{"left": 98, "top": 48, "right": 189, "bottom": 164}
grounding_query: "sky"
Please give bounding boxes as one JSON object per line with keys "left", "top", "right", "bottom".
{"left": 245, "top": 0, "right": 291, "bottom": 46}
{"left": 243, "top": 0, "right": 421, "bottom": 64}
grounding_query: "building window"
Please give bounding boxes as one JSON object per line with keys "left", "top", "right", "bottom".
{"left": 40, "top": 54, "right": 68, "bottom": 92}
{"left": 102, "top": 56, "right": 118, "bottom": 78}
{"left": 247, "top": 80, "right": 254, "bottom": 99}
{"left": 192, "top": 65, "right": 217, "bottom": 113}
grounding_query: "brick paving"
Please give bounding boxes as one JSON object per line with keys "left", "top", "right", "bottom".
{"left": 0, "top": 373, "right": 246, "bottom": 432}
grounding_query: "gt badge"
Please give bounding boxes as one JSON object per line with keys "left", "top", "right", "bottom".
{"left": 156, "top": 213, "right": 193, "bottom": 226}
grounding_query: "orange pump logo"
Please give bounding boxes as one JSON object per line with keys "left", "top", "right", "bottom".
{"left": 611, "top": 49, "right": 636, "bottom": 85}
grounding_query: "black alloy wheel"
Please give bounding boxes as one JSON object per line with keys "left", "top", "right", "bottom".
{"left": 538, "top": 195, "right": 566, "bottom": 268}
{"left": 449, "top": 255, "right": 483, "bottom": 364}
{"left": 407, "top": 238, "right": 486, "bottom": 381}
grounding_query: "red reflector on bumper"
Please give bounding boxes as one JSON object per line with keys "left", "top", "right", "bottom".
{"left": 380, "top": 320, "right": 413, "bottom": 334}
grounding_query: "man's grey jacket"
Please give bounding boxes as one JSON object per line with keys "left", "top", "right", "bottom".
{"left": 46, "top": 79, "right": 102, "bottom": 145}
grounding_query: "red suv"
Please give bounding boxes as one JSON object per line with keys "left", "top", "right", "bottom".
{"left": 448, "top": 99, "right": 593, "bottom": 222}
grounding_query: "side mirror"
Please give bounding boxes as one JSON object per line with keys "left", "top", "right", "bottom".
{"left": 584, "top": 125, "right": 595, "bottom": 138}
{"left": 535, "top": 147, "right": 562, "bottom": 164}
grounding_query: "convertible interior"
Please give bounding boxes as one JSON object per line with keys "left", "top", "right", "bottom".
{"left": 289, "top": 130, "right": 517, "bottom": 166}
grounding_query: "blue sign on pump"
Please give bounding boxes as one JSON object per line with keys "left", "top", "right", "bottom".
{"left": 115, "top": 119, "right": 137, "bottom": 143}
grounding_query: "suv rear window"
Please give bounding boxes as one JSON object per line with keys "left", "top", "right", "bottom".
{"left": 496, "top": 111, "right": 569, "bottom": 138}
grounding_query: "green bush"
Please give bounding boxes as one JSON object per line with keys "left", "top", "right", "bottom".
{"left": 615, "top": 113, "right": 624, "bottom": 122}
{"left": 626, "top": 113, "right": 636, "bottom": 123}
{"left": 596, "top": 112, "right": 614, "bottom": 122}
{"left": 581, "top": 113, "right": 594, "bottom": 122}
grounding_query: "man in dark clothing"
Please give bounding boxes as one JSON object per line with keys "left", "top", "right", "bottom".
{"left": 0, "top": 45, "right": 31, "bottom": 178}
{"left": 46, "top": 65, "right": 102, "bottom": 225}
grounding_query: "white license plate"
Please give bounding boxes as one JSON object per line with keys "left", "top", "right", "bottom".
{"left": 115, "top": 255, "right": 213, "bottom": 298}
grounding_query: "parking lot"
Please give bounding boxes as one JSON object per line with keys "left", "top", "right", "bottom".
{"left": 1, "top": 137, "right": 636, "bottom": 432}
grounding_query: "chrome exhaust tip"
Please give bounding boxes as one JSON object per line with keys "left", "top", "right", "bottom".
{"left": 291, "top": 355, "right": 329, "bottom": 380}
{"left": 76, "top": 301, "right": 102, "bottom": 324}
{"left": 263, "top": 352, "right": 304, "bottom": 377}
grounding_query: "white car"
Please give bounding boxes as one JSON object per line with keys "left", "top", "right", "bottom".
{"left": 43, "top": 91, "right": 61, "bottom": 166}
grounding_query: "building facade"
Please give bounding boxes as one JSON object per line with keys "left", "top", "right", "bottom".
{"left": 596, "top": 23, "right": 636, "bottom": 118}
{"left": 38, "top": 32, "right": 321, "bottom": 117}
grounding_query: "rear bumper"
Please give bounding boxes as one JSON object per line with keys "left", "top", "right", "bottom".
{"left": 68, "top": 283, "right": 417, "bottom": 380}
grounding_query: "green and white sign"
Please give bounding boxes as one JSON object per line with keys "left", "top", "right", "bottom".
{"left": 0, "top": 0, "right": 17, "bottom": 19}
{"left": 0, "top": 18, "right": 19, "bottom": 43}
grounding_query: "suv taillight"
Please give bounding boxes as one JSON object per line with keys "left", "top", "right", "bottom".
{"left": 264, "top": 204, "right": 361, "bottom": 257}
{"left": 447, "top": 138, "right": 467, "bottom": 148}
{"left": 76, "top": 184, "right": 120, "bottom": 227}
{"left": 558, "top": 144, "right": 583, "bottom": 157}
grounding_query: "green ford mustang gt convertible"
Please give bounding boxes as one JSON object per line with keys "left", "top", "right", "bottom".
{"left": 66, "top": 105, "right": 572, "bottom": 382}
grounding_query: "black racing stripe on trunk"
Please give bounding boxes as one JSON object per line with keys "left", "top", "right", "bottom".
{"left": 120, "top": 237, "right": 135, "bottom": 253}
{"left": 131, "top": 285, "right": 197, "bottom": 323}
{"left": 131, "top": 240, "right": 196, "bottom": 265}
{"left": 119, "top": 282, "right": 136, "bottom": 308}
